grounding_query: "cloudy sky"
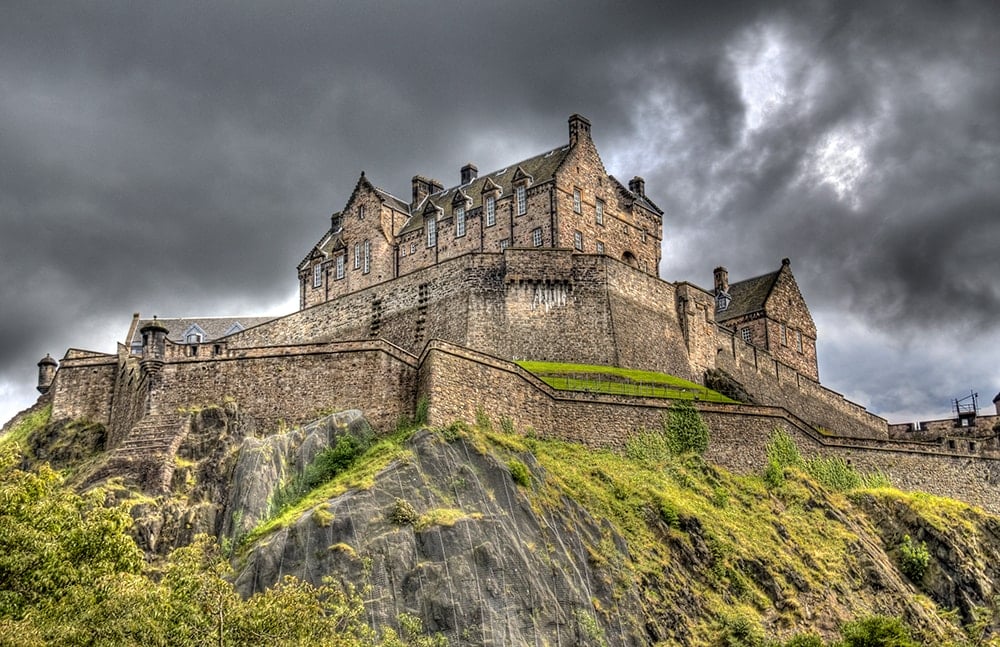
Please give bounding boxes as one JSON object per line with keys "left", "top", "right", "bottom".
{"left": 2, "top": 1, "right": 998, "bottom": 426}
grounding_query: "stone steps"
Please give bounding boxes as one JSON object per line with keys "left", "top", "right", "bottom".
{"left": 93, "top": 413, "right": 190, "bottom": 493}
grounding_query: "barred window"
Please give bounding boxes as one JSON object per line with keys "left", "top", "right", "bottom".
{"left": 573, "top": 230, "right": 583, "bottom": 251}
{"left": 573, "top": 188, "right": 581, "bottom": 213}
{"left": 354, "top": 243, "right": 361, "bottom": 269}
{"left": 596, "top": 240, "right": 605, "bottom": 255}
{"left": 336, "top": 254, "right": 345, "bottom": 279}
{"left": 363, "top": 240, "right": 371, "bottom": 274}
{"left": 741, "top": 327, "right": 752, "bottom": 344}
{"left": 499, "top": 238, "right": 510, "bottom": 251}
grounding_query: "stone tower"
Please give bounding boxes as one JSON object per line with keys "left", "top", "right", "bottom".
{"left": 36, "top": 353, "right": 57, "bottom": 394}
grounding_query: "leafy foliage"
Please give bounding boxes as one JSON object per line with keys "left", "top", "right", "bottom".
{"left": 837, "top": 614, "right": 917, "bottom": 647}
{"left": 508, "top": 459, "right": 531, "bottom": 487}
{"left": 898, "top": 534, "right": 930, "bottom": 582}
{"left": 664, "top": 400, "right": 710, "bottom": 456}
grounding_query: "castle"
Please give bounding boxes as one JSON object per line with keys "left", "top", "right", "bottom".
{"left": 22, "top": 115, "right": 1000, "bottom": 512}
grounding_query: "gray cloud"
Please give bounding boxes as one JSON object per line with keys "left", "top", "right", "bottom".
{"left": 2, "top": 0, "right": 999, "bottom": 423}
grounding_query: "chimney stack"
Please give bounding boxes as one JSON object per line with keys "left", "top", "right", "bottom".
{"left": 411, "top": 176, "right": 443, "bottom": 205}
{"left": 568, "top": 113, "right": 591, "bottom": 146}
{"left": 713, "top": 267, "right": 729, "bottom": 295}
{"left": 460, "top": 163, "right": 478, "bottom": 185}
{"left": 629, "top": 176, "right": 646, "bottom": 198}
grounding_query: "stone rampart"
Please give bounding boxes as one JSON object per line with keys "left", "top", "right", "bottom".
{"left": 418, "top": 341, "right": 1000, "bottom": 514}
{"left": 49, "top": 350, "right": 117, "bottom": 426}
{"left": 148, "top": 341, "right": 418, "bottom": 433}
{"left": 106, "top": 345, "right": 150, "bottom": 448}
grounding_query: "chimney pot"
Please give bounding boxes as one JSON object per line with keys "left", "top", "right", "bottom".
{"left": 713, "top": 266, "right": 729, "bottom": 294}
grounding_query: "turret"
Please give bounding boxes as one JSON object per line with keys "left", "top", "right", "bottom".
{"left": 139, "top": 318, "right": 169, "bottom": 375}
{"left": 36, "top": 353, "right": 57, "bottom": 394}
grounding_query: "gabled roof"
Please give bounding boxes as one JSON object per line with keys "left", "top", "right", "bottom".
{"left": 397, "top": 143, "right": 574, "bottom": 235}
{"left": 715, "top": 270, "right": 781, "bottom": 323}
{"left": 609, "top": 174, "right": 663, "bottom": 215}
{"left": 128, "top": 316, "right": 276, "bottom": 348}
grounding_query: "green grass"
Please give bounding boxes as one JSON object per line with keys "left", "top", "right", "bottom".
{"left": 515, "top": 360, "right": 736, "bottom": 403}
{"left": 0, "top": 404, "right": 52, "bottom": 452}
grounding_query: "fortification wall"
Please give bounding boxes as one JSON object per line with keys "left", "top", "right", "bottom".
{"left": 713, "top": 329, "right": 888, "bottom": 438}
{"left": 419, "top": 342, "right": 1000, "bottom": 514}
{"left": 148, "top": 342, "right": 418, "bottom": 432}
{"left": 106, "top": 347, "right": 150, "bottom": 447}
{"left": 49, "top": 351, "right": 116, "bottom": 426}
{"left": 605, "top": 261, "right": 693, "bottom": 380}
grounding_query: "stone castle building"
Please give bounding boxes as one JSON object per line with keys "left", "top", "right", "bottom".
{"left": 16, "top": 114, "right": 1000, "bottom": 513}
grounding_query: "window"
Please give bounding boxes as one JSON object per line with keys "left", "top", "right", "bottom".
{"left": 716, "top": 292, "right": 731, "bottom": 311}
{"left": 573, "top": 230, "right": 583, "bottom": 251}
{"left": 532, "top": 227, "right": 543, "bottom": 247}
{"left": 363, "top": 240, "right": 371, "bottom": 274}
{"left": 797, "top": 330, "right": 803, "bottom": 352}
{"left": 499, "top": 238, "right": 510, "bottom": 251}
{"left": 515, "top": 185, "right": 526, "bottom": 215}
{"left": 427, "top": 218, "right": 437, "bottom": 247}
{"left": 186, "top": 332, "right": 202, "bottom": 344}
{"left": 313, "top": 264, "right": 323, "bottom": 287}
{"left": 455, "top": 206, "right": 466, "bottom": 237}
{"left": 336, "top": 254, "right": 345, "bottom": 279}
{"left": 596, "top": 198, "right": 604, "bottom": 225}
{"left": 357, "top": 205, "right": 365, "bottom": 220}
{"left": 780, "top": 323, "right": 787, "bottom": 345}
{"left": 573, "top": 188, "right": 581, "bottom": 213}
{"left": 641, "top": 229, "right": 647, "bottom": 243}
{"left": 485, "top": 195, "right": 496, "bottom": 226}
{"left": 354, "top": 243, "right": 361, "bottom": 269}
{"left": 741, "top": 327, "right": 752, "bottom": 344}
{"left": 596, "top": 240, "right": 605, "bottom": 255}
{"left": 410, "top": 242, "right": 416, "bottom": 254}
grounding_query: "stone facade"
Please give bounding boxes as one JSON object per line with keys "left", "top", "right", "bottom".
{"left": 297, "top": 114, "right": 662, "bottom": 309}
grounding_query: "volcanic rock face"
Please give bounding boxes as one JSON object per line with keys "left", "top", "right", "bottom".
{"left": 234, "top": 429, "right": 656, "bottom": 645}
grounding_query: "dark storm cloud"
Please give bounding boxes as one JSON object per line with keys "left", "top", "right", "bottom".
{"left": 2, "top": 0, "right": 998, "bottom": 422}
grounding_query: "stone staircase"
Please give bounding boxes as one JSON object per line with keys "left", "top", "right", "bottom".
{"left": 85, "top": 412, "right": 190, "bottom": 494}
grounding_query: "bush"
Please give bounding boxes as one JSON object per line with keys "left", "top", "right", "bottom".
{"left": 781, "top": 633, "right": 824, "bottom": 647}
{"left": 388, "top": 498, "right": 418, "bottom": 526}
{"left": 767, "top": 428, "right": 803, "bottom": 469}
{"left": 303, "top": 434, "right": 368, "bottom": 490}
{"left": 898, "top": 534, "right": 930, "bottom": 582}
{"left": 508, "top": 459, "right": 531, "bottom": 487}
{"left": 804, "top": 456, "right": 861, "bottom": 492}
{"left": 624, "top": 427, "right": 671, "bottom": 464}
{"left": 838, "top": 614, "right": 916, "bottom": 647}
{"left": 664, "top": 401, "right": 709, "bottom": 456}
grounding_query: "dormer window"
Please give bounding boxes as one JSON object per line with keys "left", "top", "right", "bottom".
{"left": 715, "top": 291, "right": 731, "bottom": 312}
{"left": 313, "top": 264, "right": 323, "bottom": 288}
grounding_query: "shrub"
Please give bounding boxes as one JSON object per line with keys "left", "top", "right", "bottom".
{"left": 414, "top": 396, "right": 430, "bottom": 426}
{"left": 664, "top": 401, "right": 709, "bottom": 456}
{"left": 624, "top": 427, "right": 671, "bottom": 464}
{"left": 898, "top": 534, "right": 930, "bottom": 582}
{"left": 804, "top": 456, "right": 861, "bottom": 492}
{"left": 388, "top": 498, "right": 418, "bottom": 526}
{"left": 764, "top": 456, "right": 785, "bottom": 488}
{"left": 474, "top": 406, "right": 492, "bottom": 431}
{"left": 838, "top": 615, "right": 916, "bottom": 647}
{"left": 303, "top": 433, "right": 368, "bottom": 490}
{"left": 499, "top": 415, "right": 515, "bottom": 435}
{"left": 717, "top": 612, "right": 764, "bottom": 646}
{"left": 508, "top": 459, "right": 531, "bottom": 487}
{"left": 766, "top": 428, "right": 803, "bottom": 469}
{"left": 781, "top": 633, "right": 824, "bottom": 647}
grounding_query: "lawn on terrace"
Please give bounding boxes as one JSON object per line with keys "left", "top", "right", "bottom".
{"left": 515, "top": 360, "right": 736, "bottom": 404}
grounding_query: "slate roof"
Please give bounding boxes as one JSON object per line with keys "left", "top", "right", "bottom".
{"left": 397, "top": 143, "right": 574, "bottom": 235}
{"left": 715, "top": 270, "right": 781, "bottom": 323}
{"left": 129, "top": 316, "right": 276, "bottom": 348}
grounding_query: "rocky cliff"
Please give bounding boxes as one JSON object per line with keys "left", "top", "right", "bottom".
{"left": 4, "top": 403, "right": 1000, "bottom": 645}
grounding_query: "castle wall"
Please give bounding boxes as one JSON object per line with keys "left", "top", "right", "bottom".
{"left": 418, "top": 341, "right": 1000, "bottom": 514}
{"left": 146, "top": 342, "right": 417, "bottom": 433}
{"left": 106, "top": 347, "right": 150, "bottom": 448}
{"left": 49, "top": 350, "right": 116, "bottom": 426}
